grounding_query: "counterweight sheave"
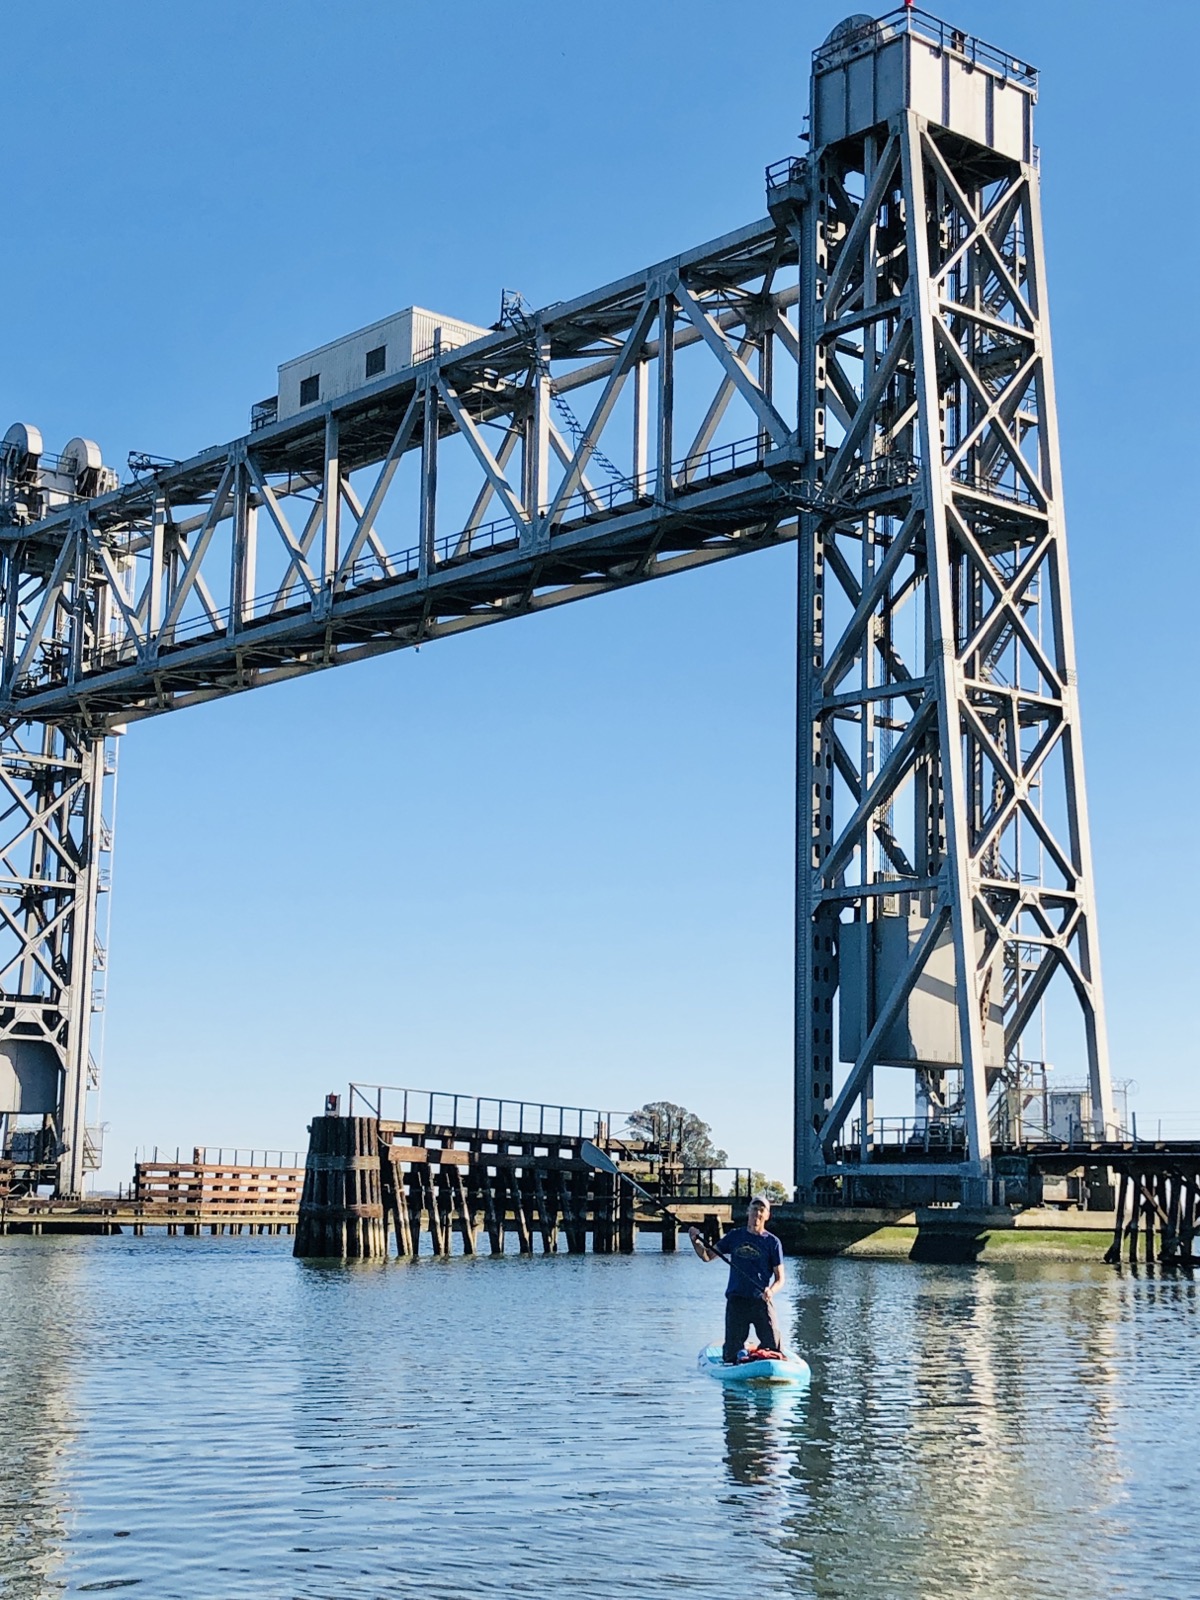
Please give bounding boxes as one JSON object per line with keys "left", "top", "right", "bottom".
{"left": 789, "top": 9, "right": 1112, "bottom": 1196}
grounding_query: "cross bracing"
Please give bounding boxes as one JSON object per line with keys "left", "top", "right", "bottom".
{"left": 0, "top": 5, "right": 1114, "bottom": 1203}
{"left": 787, "top": 8, "right": 1113, "bottom": 1195}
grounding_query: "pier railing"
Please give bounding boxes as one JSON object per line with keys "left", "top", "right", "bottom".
{"left": 655, "top": 1167, "right": 756, "bottom": 1201}
{"left": 135, "top": 1145, "right": 304, "bottom": 1168}
{"left": 128, "top": 1153, "right": 305, "bottom": 1231}
{"left": 349, "top": 1082, "right": 623, "bottom": 1144}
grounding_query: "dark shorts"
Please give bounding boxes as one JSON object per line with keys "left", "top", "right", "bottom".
{"left": 723, "top": 1294, "right": 781, "bottom": 1363}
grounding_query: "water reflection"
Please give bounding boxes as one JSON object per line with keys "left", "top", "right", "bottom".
{"left": 720, "top": 1386, "right": 808, "bottom": 1490}
{"left": 0, "top": 1239, "right": 78, "bottom": 1598}
{"left": 720, "top": 1260, "right": 1175, "bottom": 1599}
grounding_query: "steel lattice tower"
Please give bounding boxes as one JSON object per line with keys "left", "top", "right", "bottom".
{"left": 788, "top": 13, "right": 1113, "bottom": 1198}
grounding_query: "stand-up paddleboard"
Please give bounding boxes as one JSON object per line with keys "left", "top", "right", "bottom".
{"left": 573, "top": 1145, "right": 809, "bottom": 1387}
{"left": 698, "top": 1345, "right": 811, "bottom": 1385}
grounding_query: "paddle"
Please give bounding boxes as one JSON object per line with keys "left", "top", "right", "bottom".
{"left": 578, "top": 1139, "right": 769, "bottom": 1302}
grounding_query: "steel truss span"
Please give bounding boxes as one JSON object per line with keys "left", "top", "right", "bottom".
{"left": 0, "top": 5, "right": 1113, "bottom": 1202}
{"left": 1, "top": 221, "right": 803, "bottom": 726}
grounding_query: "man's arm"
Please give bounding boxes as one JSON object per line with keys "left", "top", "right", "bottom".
{"left": 687, "top": 1225, "right": 719, "bottom": 1262}
{"left": 763, "top": 1236, "right": 785, "bottom": 1298}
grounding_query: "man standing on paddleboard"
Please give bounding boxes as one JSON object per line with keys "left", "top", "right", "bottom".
{"left": 688, "top": 1196, "right": 785, "bottom": 1363}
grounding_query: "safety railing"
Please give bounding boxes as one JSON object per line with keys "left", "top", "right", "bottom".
{"left": 841, "top": 453, "right": 922, "bottom": 499}
{"left": 847, "top": 1117, "right": 968, "bottom": 1154}
{"left": 813, "top": 9, "right": 1037, "bottom": 88}
{"left": 947, "top": 464, "right": 1042, "bottom": 510}
{"left": 350, "top": 1082, "right": 621, "bottom": 1144}
{"left": 66, "top": 431, "right": 775, "bottom": 685}
{"left": 134, "top": 1145, "right": 304, "bottom": 1168}
{"left": 765, "top": 156, "right": 807, "bottom": 192}
{"left": 250, "top": 397, "right": 279, "bottom": 431}
{"left": 655, "top": 1167, "right": 757, "bottom": 1201}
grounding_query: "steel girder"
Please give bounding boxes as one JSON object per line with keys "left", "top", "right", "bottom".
{"left": 787, "top": 70, "right": 1112, "bottom": 1193}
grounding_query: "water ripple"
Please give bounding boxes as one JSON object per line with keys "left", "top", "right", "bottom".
{"left": 0, "top": 1236, "right": 1197, "bottom": 1598}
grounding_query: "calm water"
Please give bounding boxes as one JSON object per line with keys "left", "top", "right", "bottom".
{"left": 0, "top": 1235, "right": 1196, "bottom": 1599}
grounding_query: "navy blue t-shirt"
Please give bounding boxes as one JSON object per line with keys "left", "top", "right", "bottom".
{"left": 719, "top": 1226, "right": 783, "bottom": 1299}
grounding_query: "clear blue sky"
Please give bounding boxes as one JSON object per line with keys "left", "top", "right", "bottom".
{"left": 2, "top": 1, "right": 1196, "bottom": 1185}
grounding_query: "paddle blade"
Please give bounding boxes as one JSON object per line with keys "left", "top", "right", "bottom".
{"left": 579, "top": 1138, "right": 621, "bottom": 1175}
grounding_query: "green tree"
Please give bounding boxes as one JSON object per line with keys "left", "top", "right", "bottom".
{"left": 627, "top": 1101, "right": 727, "bottom": 1168}
{"left": 749, "top": 1172, "right": 789, "bottom": 1205}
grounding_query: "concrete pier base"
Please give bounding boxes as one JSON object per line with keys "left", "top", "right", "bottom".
{"left": 770, "top": 1205, "right": 1119, "bottom": 1264}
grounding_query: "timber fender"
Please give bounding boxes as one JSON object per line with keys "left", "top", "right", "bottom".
{"left": 293, "top": 1116, "right": 387, "bottom": 1259}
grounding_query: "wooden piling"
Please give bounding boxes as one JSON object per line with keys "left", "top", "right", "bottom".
{"left": 449, "top": 1166, "right": 477, "bottom": 1255}
{"left": 405, "top": 1165, "right": 424, "bottom": 1255}
{"left": 1127, "top": 1176, "right": 1141, "bottom": 1263}
{"left": 532, "top": 1168, "right": 557, "bottom": 1254}
{"left": 1164, "top": 1173, "right": 1182, "bottom": 1264}
{"left": 381, "top": 1152, "right": 412, "bottom": 1257}
{"left": 566, "top": 1168, "right": 589, "bottom": 1253}
{"left": 509, "top": 1168, "right": 533, "bottom": 1254}
{"left": 293, "top": 1116, "right": 387, "bottom": 1259}
{"left": 558, "top": 1170, "right": 579, "bottom": 1253}
{"left": 617, "top": 1171, "right": 635, "bottom": 1253}
{"left": 1105, "top": 1171, "right": 1129, "bottom": 1264}
{"left": 1182, "top": 1178, "right": 1197, "bottom": 1263}
{"left": 426, "top": 1166, "right": 448, "bottom": 1255}
{"left": 592, "top": 1172, "right": 614, "bottom": 1254}
{"left": 1143, "top": 1176, "right": 1156, "bottom": 1265}
{"left": 482, "top": 1167, "right": 504, "bottom": 1254}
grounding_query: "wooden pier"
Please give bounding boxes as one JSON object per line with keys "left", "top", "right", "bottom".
{"left": 1103, "top": 1154, "right": 1200, "bottom": 1266}
{"left": 993, "top": 1137, "right": 1200, "bottom": 1267}
{"left": 294, "top": 1097, "right": 730, "bottom": 1260}
{"left": 0, "top": 1149, "right": 304, "bottom": 1236}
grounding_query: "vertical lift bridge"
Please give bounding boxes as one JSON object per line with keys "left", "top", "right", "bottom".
{"left": 0, "top": 8, "right": 1112, "bottom": 1201}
